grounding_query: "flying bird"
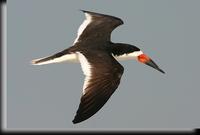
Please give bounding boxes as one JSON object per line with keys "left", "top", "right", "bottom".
{"left": 31, "top": 10, "right": 165, "bottom": 124}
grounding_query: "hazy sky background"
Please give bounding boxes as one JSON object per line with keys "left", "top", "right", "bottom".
{"left": 7, "top": 0, "right": 200, "bottom": 129}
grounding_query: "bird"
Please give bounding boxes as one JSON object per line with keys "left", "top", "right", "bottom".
{"left": 31, "top": 10, "right": 165, "bottom": 124}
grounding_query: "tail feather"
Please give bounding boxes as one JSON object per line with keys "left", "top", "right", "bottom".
{"left": 31, "top": 57, "right": 47, "bottom": 65}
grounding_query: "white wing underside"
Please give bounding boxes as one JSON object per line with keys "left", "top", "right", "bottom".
{"left": 73, "top": 13, "right": 92, "bottom": 44}
{"left": 77, "top": 52, "right": 92, "bottom": 95}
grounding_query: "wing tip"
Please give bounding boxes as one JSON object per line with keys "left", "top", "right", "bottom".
{"left": 79, "top": 9, "right": 91, "bottom": 13}
{"left": 72, "top": 119, "right": 78, "bottom": 124}
{"left": 79, "top": 9, "right": 124, "bottom": 25}
{"left": 79, "top": 9, "right": 85, "bottom": 12}
{"left": 72, "top": 117, "right": 84, "bottom": 124}
{"left": 79, "top": 9, "right": 99, "bottom": 17}
{"left": 72, "top": 110, "right": 91, "bottom": 124}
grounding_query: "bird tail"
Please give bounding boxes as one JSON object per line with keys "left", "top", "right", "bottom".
{"left": 31, "top": 49, "right": 79, "bottom": 65}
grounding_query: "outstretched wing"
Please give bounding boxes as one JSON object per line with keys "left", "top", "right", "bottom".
{"left": 73, "top": 51, "right": 124, "bottom": 124}
{"left": 73, "top": 10, "right": 124, "bottom": 44}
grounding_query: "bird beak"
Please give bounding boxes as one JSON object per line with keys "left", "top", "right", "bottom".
{"left": 138, "top": 54, "right": 165, "bottom": 74}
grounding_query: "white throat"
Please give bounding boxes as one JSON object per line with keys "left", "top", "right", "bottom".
{"left": 114, "top": 51, "right": 143, "bottom": 61}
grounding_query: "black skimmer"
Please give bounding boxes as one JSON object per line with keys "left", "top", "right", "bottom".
{"left": 31, "top": 10, "right": 165, "bottom": 124}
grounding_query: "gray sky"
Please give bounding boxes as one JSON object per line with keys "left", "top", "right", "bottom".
{"left": 7, "top": 0, "right": 200, "bottom": 129}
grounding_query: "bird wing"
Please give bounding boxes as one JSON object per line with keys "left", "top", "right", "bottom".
{"left": 73, "top": 10, "right": 124, "bottom": 44}
{"left": 73, "top": 51, "right": 124, "bottom": 124}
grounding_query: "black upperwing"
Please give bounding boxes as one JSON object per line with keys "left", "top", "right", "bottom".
{"left": 74, "top": 10, "right": 124, "bottom": 44}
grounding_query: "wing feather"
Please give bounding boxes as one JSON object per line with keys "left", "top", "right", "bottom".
{"left": 74, "top": 10, "right": 123, "bottom": 45}
{"left": 73, "top": 51, "right": 124, "bottom": 124}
